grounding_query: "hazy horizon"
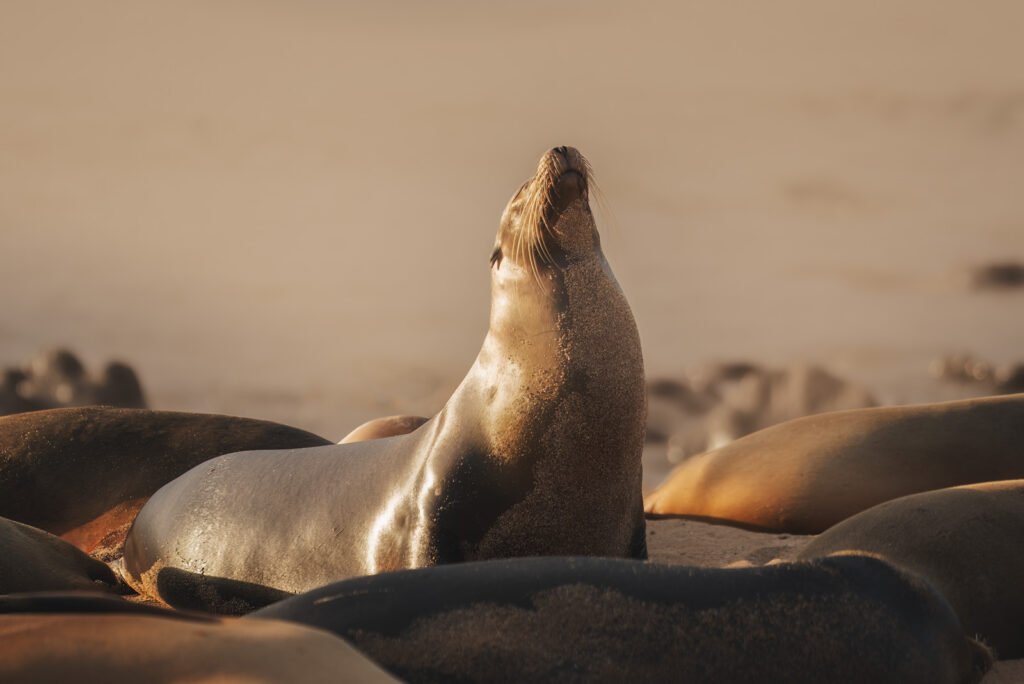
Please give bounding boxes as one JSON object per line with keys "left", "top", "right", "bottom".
{"left": 4, "top": 1, "right": 1024, "bottom": 437}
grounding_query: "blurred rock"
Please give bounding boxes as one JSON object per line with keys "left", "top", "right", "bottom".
{"left": 0, "top": 348, "right": 148, "bottom": 416}
{"left": 90, "top": 362, "right": 147, "bottom": 409}
{"left": 931, "top": 353, "right": 1024, "bottom": 396}
{"left": 969, "top": 261, "right": 1024, "bottom": 290}
{"left": 996, "top": 364, "right": 1024, "bottom": 394}
{"left": 931, "top": 353, "right": 995, "bottom": 383}
{"left": 647, "top": 362, "right": 876, "bottom": 466}
{"left": 0, "top": 369, "right": 45, "bottom": 415}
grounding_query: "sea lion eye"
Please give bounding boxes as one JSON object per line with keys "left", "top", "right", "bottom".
{"left": 490, "top": 246, "right": 503, "bottom": 268}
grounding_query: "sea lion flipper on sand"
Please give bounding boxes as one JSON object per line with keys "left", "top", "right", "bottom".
{"left": 0, "top": 517, "right": 125, "bottom": 594}
{"left": 124, "top": 147, "right": 648, "bottom": 613}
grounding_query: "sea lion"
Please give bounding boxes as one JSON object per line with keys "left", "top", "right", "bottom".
{"left": 0, "top": 597, "right": 398, "bottom": 684}
{"left": 644, "top": 393, "right": 1024, "bottom": 533}
{"left": 0, "top": 591, "right": 185, "bottom": 616}
{"left": 339, "top": 414, "right": 429, "bottom": 444}
{"left": 800, "top": 479, "right": 1024, "bottom": 659}
{"left": 0, "top": 517, "right": 123, "bottom": 594}
{"left": 124, "top": 146, "right": 648, "bottom": 613}
{"left": 251, "top": 555, "right": 991, "bottom": 684}
{"left": 0, "top": 406, "right": 333, "bottom": 555}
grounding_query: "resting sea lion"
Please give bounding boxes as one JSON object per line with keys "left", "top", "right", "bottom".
{"left": 339, "top": 414, "right": 429, "bottom": 444}
{"left": 124, "top": 146, "right": 648, "bottom": 613}
{"left": 800, "top": 479, "right": 1024, "bottom": 658}
{"left": 0, "top": 517, "right": 122, "bottom": 594}
{"left": 0, "top": 596, "right": 398, "bottom": 683}
{"left": 251, "top": 555, "right": 991, "bottom": 684}
{"left": 0, "top": 407, "right": 332, "bottom": 555}
{"left": 644, "top": 394, "right": 1024, "bottom": 533}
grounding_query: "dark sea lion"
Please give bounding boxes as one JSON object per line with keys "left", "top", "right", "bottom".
{"left": 800, "top": 479, "right": 1024, "bottom": 659}
{"left": 0, "top": 517, "right": 122, "bottom": 594}
{"left": 0, "top": 406, "right": 333, "bottom": 554}
{"left": 339, "top": 414, "right": 429, "bottom": 444}
{"left": 125, "top": 146, "right": 648, "bottom": 613}
{"left": 0, "top": 609, "right": 398, "bottom": 683}
{"left": 0, "top": 591, "right": 188, "bottom": 617}
{"left": 251, "top": 555, "right": 991, "bottom": 684}
{"left": 644, "top": 394, "right": 1024, "bottom": 533}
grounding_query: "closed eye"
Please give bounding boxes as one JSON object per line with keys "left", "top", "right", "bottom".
{"left": 489, "top": 245, "right": 503, "bottom": 268}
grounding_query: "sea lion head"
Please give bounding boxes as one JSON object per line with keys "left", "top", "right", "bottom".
{"left": 491, "top": 146, "right": 600, "bottom": 285}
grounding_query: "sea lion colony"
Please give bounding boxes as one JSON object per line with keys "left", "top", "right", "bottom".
{"left": 0, "top": 147, "right": 1015, "bottom": 682}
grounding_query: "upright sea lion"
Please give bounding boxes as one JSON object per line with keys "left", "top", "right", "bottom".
{"left": 800, "top": 479, "right": 1024, "bottom": 659}
{"left": 125, "top": 146, "right": 648, "bottom": 613}
{"left": 0, "top": 407, "right": 333, "bottom": 554}
{"left": 252, "top": 555, "right": 991, "bottom": 684}
{"left": 644, "top": 394, "right": 1024, "bottom": 533}
{"left": 0, "top": 517, "right": 122, "bottom": 594}
{"left": 0, "top": 598, "right": 398, "bottom": 683}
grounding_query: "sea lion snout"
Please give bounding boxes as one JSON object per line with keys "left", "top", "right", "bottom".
{"left": 541, "top": 145, "right": 589, "bottom": 180}
{"left": 538, "top": 146, "right": 590, "bottom": 218}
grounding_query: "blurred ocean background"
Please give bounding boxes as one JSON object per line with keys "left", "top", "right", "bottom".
{"left": 3, "top": 1, "right": 1023, "bottom": 439}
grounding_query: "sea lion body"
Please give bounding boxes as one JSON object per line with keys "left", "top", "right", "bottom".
{"left": 124, "top": 147, "right": 647, "bottom": 613}
{"left": 800, "top": 479, "right": 1024, "bottom": 658}
{"left": 252, "top": 555, "right": 991, "bottom": 684}
{"left": 0, "top": 517, "right": 122, "bottom": 594}
{"left": 339, "top": 414, "right": 429, "bottom": 443}
{"left": 0, "top": 407, "right": 333, "bottom": 554}
{"left": 0, "top": 596, "right": 398, "bottom": 684}
{"left": 645, "top": 394, "right": 1024, "bottom": 533}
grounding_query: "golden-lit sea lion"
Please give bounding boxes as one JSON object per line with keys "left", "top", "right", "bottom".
{"left": 252, "top": 555, "right": 991, "bottom": 684}
{"left": 339, "top": 415, "right": 429, "bottom": 444}
{"left": 0, "top": 595, "right": 398, "bottom": 683}
{"left": 125, "top": 146, "right": 648, "bottom": 613}
{"left": 0, "top": 517, "right": 122, "bottom": 594}
{"left": 0, "top": 407, "right": 333, "bottom": 555}
{"left": 800, "top": 479, "right": 1024, "bottom": 658}
{"left": 645, "top": 394, "right": 1024, "bottom": 533}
